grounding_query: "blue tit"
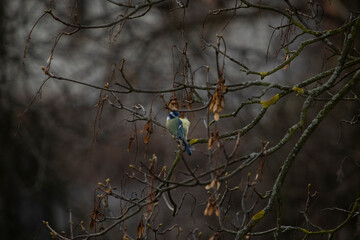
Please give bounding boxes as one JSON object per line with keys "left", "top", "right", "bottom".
{"left": 166, "top": 111, "right": 192, "bottom": 155}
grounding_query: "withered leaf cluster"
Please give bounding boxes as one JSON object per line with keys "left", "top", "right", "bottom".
{"left": 209, "top": 77, "right": 226, "bottom": 121}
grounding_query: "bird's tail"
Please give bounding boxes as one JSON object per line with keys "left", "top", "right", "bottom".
{"left": 183, "top": 140, "right": 192, "bottom": 155}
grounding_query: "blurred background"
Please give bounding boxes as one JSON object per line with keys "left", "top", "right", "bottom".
{"left": 1, "top": 0, "right": 360, "bottom": 239}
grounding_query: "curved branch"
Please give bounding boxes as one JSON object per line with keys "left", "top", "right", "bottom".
{"left": 44, "top": 0, "right": 166, "bottom": 29}
{"left": 236, "top": 69, "right": 360, "bottom": 238}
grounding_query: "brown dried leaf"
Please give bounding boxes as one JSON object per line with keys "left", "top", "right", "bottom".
{"left": 208, "top": 131, "right": 219, "bottom": 150}
{"left": 205, "top": 178, "right": 220, "bottom": 190}
{"left": 209, "top": 77, "right": 226, "bottom": 121}
{"left": 204, "top": 201, "right": 214, "bottom": 216}
{"left": 127, "top": 136, "right": 134, "bottom": 152}
{"left": 137, "top": 218, "right": 145, "bottom": 239}
{"left": 140, "top": 119, "right": 153, "bottom": 144}
{"left": 209, "top": 233, "right": 222, "bottom": 240}
{"left": 89, "top": 211, "right": 97, "bottom": 230}
{"left": 220, "top": 95, "right": 225, "bottom": 110}
{"left": 168, "top": 97, "right": 180, "bottom": 110}
{"left": 204, "top": 196, "right": 219, "bottom": 217}
{"left": 205, "top": 181, "right": 213, "bottom": 190}
{"left": 104, "top": 188, "right": 112, "bottom": 194}
{"left": 208, "top": 136, "right": 213, "bottom": 150}
{"left": 80, "top": 221, "right": 86, "bottom": 232}
{"left": 214, "top": 112, "right": 220, "bottom": 121}
{"left": 122, "top": 227, "right": 128, "bottom": 240}
{"left": 89, "top": 218, "right": 95, "bottom": 231}
{"left": 283, "top": 54, "right": 290, "bottom": 70}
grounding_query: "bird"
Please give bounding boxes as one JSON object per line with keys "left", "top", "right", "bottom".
{"left": 166, "top": 111, "right": 192, "bottom": 155}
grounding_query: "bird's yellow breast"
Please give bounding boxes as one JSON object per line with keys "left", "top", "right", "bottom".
{"left": 180, "top": 117, "right": 190, "bottom": 139}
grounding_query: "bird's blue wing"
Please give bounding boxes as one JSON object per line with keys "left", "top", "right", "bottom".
{"left": 176, "top": 118, "right": 185, "bottom": 140}
{"left": 176, "top": 119, "right": 192, "bottom": 155}
{"left": 183, "top": 139, "right": 192, "bottom": 155}
{"left": 167, "top": 116, "right": 192, "bottom": 155}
